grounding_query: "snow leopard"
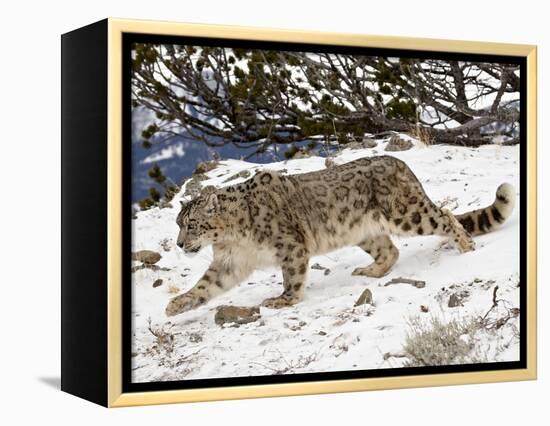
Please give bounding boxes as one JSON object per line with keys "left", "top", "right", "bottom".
{"left": 165, "top": 155, "right": 515, "bottom": 316}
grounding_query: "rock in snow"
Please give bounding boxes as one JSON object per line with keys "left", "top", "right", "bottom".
{"left": 448, "top": 293, "right": 463, "bottom": 308}
{"left": 214, "top": 305, "right": 261, "bottom": 326}
{"left": 132, "top": 250, "right": 161, "bottom": 265}
{"left": 354, "top": 288, "right": 373, "bottom": 306}
{"left": 385, "top": 134, "right": 414, "bottom": 152}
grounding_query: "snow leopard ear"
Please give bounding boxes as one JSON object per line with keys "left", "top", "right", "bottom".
{"left": 202, "top": 185, "right": 216, "bottom": 195}
{"left": 204, "top": 192, "right": 219, "bottom": 215}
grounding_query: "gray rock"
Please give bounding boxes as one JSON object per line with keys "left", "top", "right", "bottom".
{"left": 448, "top": 293, "right": 463, "bottom": 308}
{"left": 182, "top": 174, "right": 207, "bottom": 199}
{"left": 214, "top": 305, "right": 261, "bottom": 327}
{"left": 344, "top": 142, "right": 362, "bottom": 150}
{"left": 293, "top": 149, "right": 311, "bottom": 159}
{"left": 362, "top": 137, "right": 378, "bottom": 148}
{"left": 385, "top": 135, "right": 413, "bottom": 152}
{"left": 355, "top": 288, "right": 373, "bottom": 306}
{"left": 345, "top": 137, "right": 377, "bottom": 150}
{"left": 131, "top": 264, "right": 170, "bottom": 273}
{"left": 223, "top": 169, "right": 251, "bottom": 183}
{"left": 193, "top": 160, "right": 218, "bottom": 175}
{"left": 132, "top": 250, "right": 162, "bottom": 265}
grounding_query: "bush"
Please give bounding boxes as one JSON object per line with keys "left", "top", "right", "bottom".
{"left": 148, "top": 164, "right": 166, "bottom": 184}
{"left": 402, "top": 316, "right": 482, "bottom": 367}
{"left": 138, "top": 197, "right": 155, "bottom": 210}
{"left": 149, "top": 187, "right": 161, "bottom": 202}
{"left": 138, "top": 184, "right": 180, "bottom": 211}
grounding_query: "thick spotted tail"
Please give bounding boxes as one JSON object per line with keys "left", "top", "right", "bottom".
{"left": 455, "top": 183, "right": 516, "bottom": 237}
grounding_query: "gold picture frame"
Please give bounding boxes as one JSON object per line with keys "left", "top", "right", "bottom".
{"left": 61, "top": 18, "right": 537, "bottom": 407}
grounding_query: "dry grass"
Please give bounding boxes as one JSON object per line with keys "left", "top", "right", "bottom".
{"left": 402, "top": 316, "right": 484, "bottom": 367}
{"left": 250, "top": 349, "right": 320, "bottom": 375}
{"left": 146, "top": 318, "right": 175, "bottom": 354}
{"left": 410, "top": 122, "right": 434, "bottom": 147}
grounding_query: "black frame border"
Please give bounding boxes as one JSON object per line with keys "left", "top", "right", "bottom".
{"left": 61, "top": 19, "right": 109, "bottom": 406}
{"left": 122, "top": 32, "right": 528, "bottom": 394}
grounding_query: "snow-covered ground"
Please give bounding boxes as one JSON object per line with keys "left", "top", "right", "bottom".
{"left": 131, "top": 136, "right": 520, "bottom": 383}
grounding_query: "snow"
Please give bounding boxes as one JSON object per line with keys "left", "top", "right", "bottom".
{"left": 141, "top": 142, "right": 186, "bottom": 164}
{"left": 131, "top": 136, "right": 520, "bottom": 383}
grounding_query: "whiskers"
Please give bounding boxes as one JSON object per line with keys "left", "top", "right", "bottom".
{"left": 175, "top": 245, "right": 213, "bottom": 267}
{"left": 194, "top": 249, "right": 213, "bottom": 264}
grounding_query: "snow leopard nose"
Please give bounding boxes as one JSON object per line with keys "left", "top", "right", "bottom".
{"left": 177, "top": 241, "right": 184, "bottom": 248}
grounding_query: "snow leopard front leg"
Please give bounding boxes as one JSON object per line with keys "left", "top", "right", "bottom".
{"left": 262, "top": 243, "right": 310, "bottom": 309}
{"left": 165, "top": 255, "right": 254, "bottom": 317}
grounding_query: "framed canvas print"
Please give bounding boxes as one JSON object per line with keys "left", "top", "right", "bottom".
{"left": 61, "top": 18, "right": 537, "bottom": 407}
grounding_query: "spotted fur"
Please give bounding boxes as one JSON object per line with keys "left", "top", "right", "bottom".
{"left": 165, "top": 155, "right": 515, "bottom": 316}
{"left": 455, "top": 183, "right": 516, "bottom": 236}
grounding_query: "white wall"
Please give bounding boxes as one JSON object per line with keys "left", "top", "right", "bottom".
{"left": 1, "top": 1, "right": 546, "bottom": 424}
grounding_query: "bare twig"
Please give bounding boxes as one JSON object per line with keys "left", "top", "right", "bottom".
{"left": 478, "top": 285, "right": 519, "bottom": 330}
{"left": 384, "top": 277, "right": 426, "bottom": 289}
{"left": 249, "top": 349, "right": 319, "bottom": 375}
{"left": 492, "top": 285, "right": 500, "bottom": 306}
{"left": 132, "top": 46, "right": 520, "bottom": 152}
{"left": 383, "top": 351, "right": 408, "bottom": 361}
